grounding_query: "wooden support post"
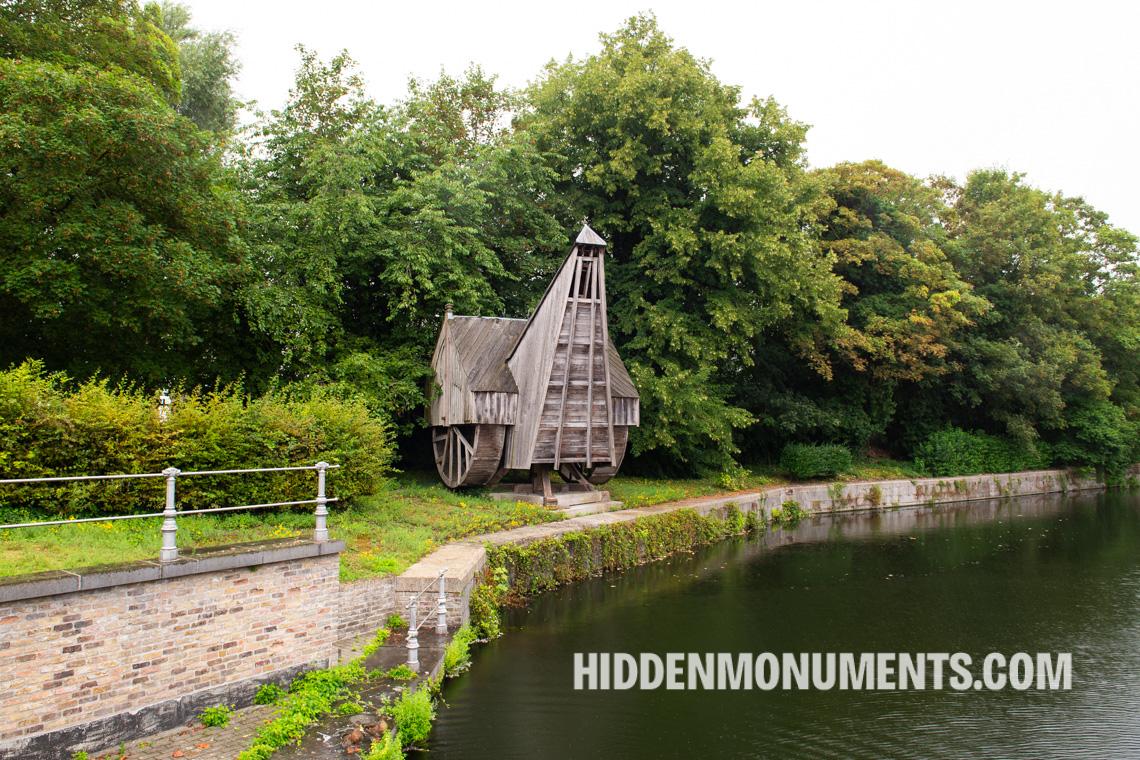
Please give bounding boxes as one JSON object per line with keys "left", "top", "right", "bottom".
{"left": 553, "top": 255, "right": 582, "bottom": 470}
{"left": 596, "top": 251, "right": 617, "bottom": 464}
{"left": 585, "top": 254, "right": 598, "bottom": 468}
{"left": 532, "top": 465, "right": 555, "bottom": 505}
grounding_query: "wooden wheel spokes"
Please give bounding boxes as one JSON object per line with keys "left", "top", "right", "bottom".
{"left": 433, "top": 424, "right": 507, "bottom": 488}
{"left": 558, "top": 426, "right": 628, "bottom": 485}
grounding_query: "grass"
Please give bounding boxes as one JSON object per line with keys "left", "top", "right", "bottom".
{"left": 748, "top": 456, "right": 924, "bottom": 483}
{"left": 605, "top": 470, "right": 778, "bottom": 508}
{"left": 0, "top": 471, "right": 561, "bottom": 581}
{"left": 0, "top": 458, "right": 926, "bottom": 581}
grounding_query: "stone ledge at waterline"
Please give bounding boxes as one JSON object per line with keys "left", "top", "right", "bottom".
{"left": 397, "top": 466, "right": 1132, "bottom": 605}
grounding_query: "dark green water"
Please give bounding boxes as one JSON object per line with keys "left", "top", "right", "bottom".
{"left": 430, "top": 491, "right": 1140, "bottom": 759}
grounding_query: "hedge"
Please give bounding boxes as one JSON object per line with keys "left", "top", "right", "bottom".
{"left": 913, "top": 427, "right": 1048, "bottom": 477}
{"left": 778, "top": 443, "right": 853, "bottom": 479}
{"left": 0, "top": 361, "right": 393, "bottom": 516}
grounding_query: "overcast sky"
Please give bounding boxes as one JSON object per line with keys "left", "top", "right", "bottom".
{"left": 183, "top": 0, "right": 1139, "bottom": 234}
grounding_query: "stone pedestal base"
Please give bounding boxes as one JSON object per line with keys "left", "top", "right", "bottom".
{"left": 489, "top": 485, "right": 622, "bottom": 516}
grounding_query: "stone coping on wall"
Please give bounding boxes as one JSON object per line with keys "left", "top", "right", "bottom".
{"left": 0, "top": 537, "right": 345, "bottom": 604}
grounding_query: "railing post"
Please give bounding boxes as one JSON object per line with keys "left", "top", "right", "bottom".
{"left": 436, "top": 571, "right": 447, "bottom": 634}
{"left": 159, "top": 467, "right": 180, "bottom": 563}
{"left": 407, "top": 604, "right": 419, "bottom": 669}
{"left": 313, "top": 461, "right": 330, "bottom": 542}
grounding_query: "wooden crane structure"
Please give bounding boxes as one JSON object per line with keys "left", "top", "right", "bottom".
{"left": 428, "top": 225, "right": 639, "bottom": 495}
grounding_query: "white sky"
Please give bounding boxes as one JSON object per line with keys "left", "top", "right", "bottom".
{"left": 184, "top": 0, "right": 1140, "bottom": 235}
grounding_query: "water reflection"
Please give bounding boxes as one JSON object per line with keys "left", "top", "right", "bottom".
{"left": 431, "top": 491, "right": 1140, "bottom": 759}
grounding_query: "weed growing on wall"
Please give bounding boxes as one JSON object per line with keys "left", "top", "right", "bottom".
{"left": 469, "top": 566, "right": 509, "bottom": 639}
{"left": 391, "top": 687, "right": 435, "bottom": 747}
{"left": 363, "top": 733, "right": 403, "bottom": 760}
{"left": 443, "top": 625, "right": 479, "bottom": 676}
{"left": 253, "top": 683, "right": 284, "bottom": 706}
{"left": 487, "top": 507, "right": 755, "bottom": 596}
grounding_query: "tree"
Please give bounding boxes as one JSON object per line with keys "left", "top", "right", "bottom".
{"left": 241, "top": 50, "right": 564, "bottom": 426}
{"left": 818, "top": 161, "right": 987, "bottom": 383}
{"left": 735, "top": 162, "right": 988, "bottom": 458}
{"left": 929, "top": 170, "right": 1139, "bottom": 464}
{"left": 0, "top": 0, "right": 181, "bottom": 103}
{"left": 0, "top": 1, "right": 249, "bottom": 385}
{"left": 519, "top": 14, "right": 846, "bottom": 473}
{"left": 151, "top": 1, "right": 242, "bottom": 136}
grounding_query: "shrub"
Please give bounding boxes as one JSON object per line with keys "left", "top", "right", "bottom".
{"left": 771, "top": 500, "right": 806, "bottom": 526}
{"left": 384, "top": 613, "right": 408, "bottom": 631}
{"left": 363, "top": 733, "right": 403, "bottom": 760}
{"left": 200, "top": 704, "right": 233, "bottom": 727}
{"left": 254, "top": 683, "right": 285, "bottom": 705}
{"left": 385, "top": 664, "right": 416, "bottom": 682}
{"left": 443, "top": 625, "right": 478, "bottom": 676}
{"left": 0, "top": 361, "right": 394, "bottom": 516}
{"left": 1049, "top": 401, "right": 1136, "bottom": 475}
{"left": 913, "top": 428, "right": 1048, "bottom": 477}
{"left": 390, "top": 687, "right": 435, "bottom": 747}
{"left": 468, "top": 566, "right": 509, "bottom": 639}
{"left": 779, "top": 444, "right": 853, "bottom": 480}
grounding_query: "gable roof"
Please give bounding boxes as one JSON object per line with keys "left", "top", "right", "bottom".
{"left": 448, "top": 316, "right": 525, "bottom": 393}
{"left": 447, "top": 315, "right": 639, "bottom": 399}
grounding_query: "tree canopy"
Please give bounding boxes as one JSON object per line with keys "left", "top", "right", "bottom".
{"left": 1, "top": 8, "right": 1136, "bottom": 474}
{"left": 0, "top": 0, "right": 247, "bottom": 384}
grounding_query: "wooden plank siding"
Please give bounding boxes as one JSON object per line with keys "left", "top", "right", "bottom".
{"left": 504, "top": 244, "right": 578, "bottom": 470}
{"left": 428, "top": 225, "right": 639, "bottom": 481}
{"left": 469, "top": 391, "right": 518, "bottom": 425}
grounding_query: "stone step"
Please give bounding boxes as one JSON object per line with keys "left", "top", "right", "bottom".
{"left": 559, "top": 500, "right": 623, "bottom": 517}
{"left": 489, "top": 489, "right": 611, "bottom": 507}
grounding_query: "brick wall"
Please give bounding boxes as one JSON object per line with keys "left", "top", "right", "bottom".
{"left": 0, "top": 544, "right": 341, "bottom": 756}
{"left": 338, "top": 575, "right": 395, "bottom": 639}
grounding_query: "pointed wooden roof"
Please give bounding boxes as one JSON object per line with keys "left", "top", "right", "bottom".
{"left": 576, "top": 224, "right": 607, "bottom": 246}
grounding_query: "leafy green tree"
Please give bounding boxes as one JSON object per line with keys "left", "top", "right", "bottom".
{"left": 937, "top": 170, "right": 1135, "bottom": 450}
{"left": 743, "top": 162, "right": 988, "bottom": 457}
{"left": 0, "top": 0, "right": 249, "bottom": 385}
{"left": 241, "top": 50, "right": 564, "bottom": 426}
{"left": 818, "top": 161, "right": 987, "bottom": 383}
{"left": 151, "top": 1, "right": 242, "bottom": 136}
{"left": 519, "top": 14, "right": 846, "bottom": 472}
{"left": 0, "top": 0, "right": 181, "bottom": 103}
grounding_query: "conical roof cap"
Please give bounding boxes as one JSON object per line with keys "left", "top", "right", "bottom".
{"left": 575, "top": 224, "right": 607, "bottom": 247}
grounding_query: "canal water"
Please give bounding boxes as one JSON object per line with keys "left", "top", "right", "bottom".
{"left": 429, "top": 490, "right": 1140, "bottom": 759}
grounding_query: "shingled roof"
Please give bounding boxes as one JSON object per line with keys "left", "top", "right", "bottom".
{"left": 448, "top": 315, "right": 637, "bottom": 397}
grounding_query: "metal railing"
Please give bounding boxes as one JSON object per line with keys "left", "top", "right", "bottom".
{"left": 405, "top": 567, "right": 448, "bottom": 669}
{"left": 0, "top": 462, "right": 339, "bottom": 562}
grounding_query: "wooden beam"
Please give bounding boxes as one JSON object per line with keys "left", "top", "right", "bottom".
{"left": 585, "top": 254, "right": 598, "bottom": 468}
{"left": 597, "top": 251, "right": 617, "bottom": 463}
{"left": 552, "top": 255, "right": 582, "bottom": 470}
{"left": 532, "top": 464, "right": 554, "bottom": 503}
